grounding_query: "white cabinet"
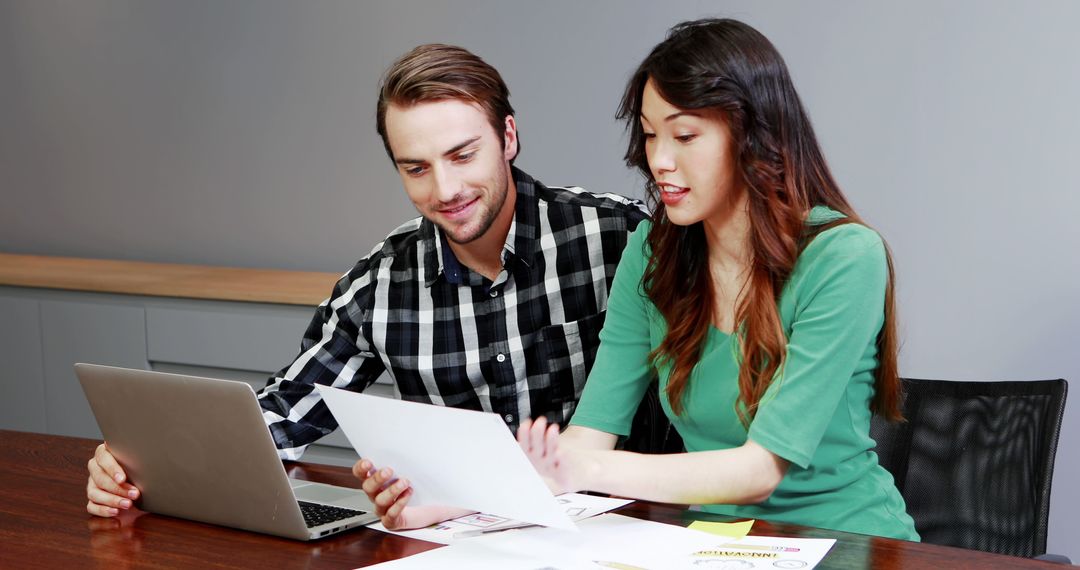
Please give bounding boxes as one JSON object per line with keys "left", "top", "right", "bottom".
{"left": 40, "top": 299, "right": 148, "bottom": 438}
{"left": 146, "top": 304, "right": 312, "bottom": 373}
{"left": 0, "top": 296, "right": 46, "bottom": 432}
{"left": 0, "top": 286, "right": 383, "bottom": 466}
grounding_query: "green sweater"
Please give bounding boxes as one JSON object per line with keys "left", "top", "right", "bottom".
{"left": 570, "top": 207, "right": 919, "bottom": 541}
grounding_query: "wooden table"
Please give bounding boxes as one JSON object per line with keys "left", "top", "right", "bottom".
{"left": 0, "top": 430, "right": 1061, "bottom": 569}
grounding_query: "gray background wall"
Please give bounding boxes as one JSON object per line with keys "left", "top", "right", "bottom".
{"left": 2, "top": 0, "right": 1077, "bottom": 559}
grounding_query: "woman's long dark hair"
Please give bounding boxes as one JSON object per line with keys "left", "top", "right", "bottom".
{"left": 618, "top": 18, "right": 902, "bottom": 425}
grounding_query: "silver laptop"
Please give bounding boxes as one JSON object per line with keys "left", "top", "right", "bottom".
{"left": 75, "top": 363, "right": 378, "bottom": 540}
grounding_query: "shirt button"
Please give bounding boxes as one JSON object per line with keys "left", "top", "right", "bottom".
{"left": 504, "top": 414, "right": 514, "bottom": 423}
{"left": 489, "top": 290, "right": 498, "bottom": 297}
{"left": 496, "top": 353, "right": 506, "bottom": 363}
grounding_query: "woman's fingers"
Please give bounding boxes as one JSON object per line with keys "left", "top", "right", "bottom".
{"left": 530, "top": 416, "right": 545, "bottom": 455}
{"left": 544, "top": 421, "right": 560, "bottom": 462}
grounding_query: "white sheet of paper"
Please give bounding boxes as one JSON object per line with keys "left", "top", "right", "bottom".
{"left": 362, "top": 513, "right": 837, "bottom": 570}
{"left": 317, "top": 386, "right": 575, "bottom": 531}
{"left": 368, "top": 493, "right": 633, "bottom": 545}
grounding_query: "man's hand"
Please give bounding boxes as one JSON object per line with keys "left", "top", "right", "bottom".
{"left": 86, "top": 443, "right": 140, "bottom": 517}
{"left": 352, "top": 459, "right": 472, "bottom": 530}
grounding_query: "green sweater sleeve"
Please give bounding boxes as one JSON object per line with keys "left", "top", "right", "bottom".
{"left": 569, "top": 222, "right": 655, "bottom": 435}
{"left": 747, "top": 224, "right": 888, "bottom": 469}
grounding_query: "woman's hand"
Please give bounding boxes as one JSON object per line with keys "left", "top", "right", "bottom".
{"left": 516, "top": 416, "right": 587, "bottom": 495}
{"left": 352, "top": 459, "right": 472, "bottom": 530}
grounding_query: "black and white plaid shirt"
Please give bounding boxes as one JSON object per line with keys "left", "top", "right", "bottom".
{"left": 259, "top": 167, "right": 647, "bottom": 459}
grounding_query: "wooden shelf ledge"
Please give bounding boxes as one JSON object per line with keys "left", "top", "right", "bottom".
{"left": 0, "top": 253, "right": 340, "bottom": 306}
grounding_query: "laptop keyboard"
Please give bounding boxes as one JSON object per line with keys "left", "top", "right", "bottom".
{"left": 298, "top": 500, "right": 369, "bottom": 528}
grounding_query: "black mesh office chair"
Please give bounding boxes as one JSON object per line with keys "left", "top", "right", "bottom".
{"left": 624, "top": 379, "right": 684, "bottom": 454}
{"left": 870, "top": 378, "right": 1068, "bottom": 559}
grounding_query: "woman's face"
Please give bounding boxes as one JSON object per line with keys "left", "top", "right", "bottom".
{"left": 640, "top": 79, "right": 744, "bottom": 227}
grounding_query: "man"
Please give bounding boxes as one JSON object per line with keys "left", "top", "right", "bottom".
{"left": 85, "top": 44, "right": 647, "bottom": 528}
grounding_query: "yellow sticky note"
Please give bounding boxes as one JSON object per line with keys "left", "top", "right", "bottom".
{"left": 688, "top": 519, "right": 755, "bottom": 538}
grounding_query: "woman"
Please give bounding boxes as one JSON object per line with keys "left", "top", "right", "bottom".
{"left": 518, "top": 18, "right": 919, "bottom": 541}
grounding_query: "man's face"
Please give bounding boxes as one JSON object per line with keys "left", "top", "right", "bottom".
{"left": 385, "top": 99, "right": 517, "bottom": 245}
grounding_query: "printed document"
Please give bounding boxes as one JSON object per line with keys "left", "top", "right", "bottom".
{"left": 369, "top": 493, "right": 633, "bottom": 545}
{"left": 318, "top": 386, "right": 575, "bottom": 530}
{"left": 363, "top": 513, "right": 836, "bottom": 569}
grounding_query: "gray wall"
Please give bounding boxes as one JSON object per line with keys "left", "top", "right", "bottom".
{"left": 2, "top": 0, "right": 1077, "bottom": 558}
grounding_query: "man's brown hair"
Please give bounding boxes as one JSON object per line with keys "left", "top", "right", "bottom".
{"left": 376, "top": 44, "right": 517, "bottom": 163}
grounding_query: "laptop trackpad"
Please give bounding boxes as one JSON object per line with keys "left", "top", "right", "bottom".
{"left": 292, "top": 481, "right": 372, "bottom": 510}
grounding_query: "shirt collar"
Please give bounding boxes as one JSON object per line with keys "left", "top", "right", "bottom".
{"left": 421, "top": 166, "right": 542, "bottom": 287}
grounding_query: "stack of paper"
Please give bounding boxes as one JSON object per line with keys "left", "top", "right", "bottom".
{"left": 364, "top": 514, "right": 836, "bottom": 569}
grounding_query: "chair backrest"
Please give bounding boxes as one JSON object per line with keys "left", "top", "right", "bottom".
{"left": 623, "top": 379, "right": 684, "bottom": 454}
{"left": 870, "top": 378, "right": 1068, "bottom": 557}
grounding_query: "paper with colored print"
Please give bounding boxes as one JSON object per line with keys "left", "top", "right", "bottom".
{"left": 368, "top": 493, "right": 633, "bottom": 544}
{"left": 362, "top": 513, "right": 835, "bottom": 569}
